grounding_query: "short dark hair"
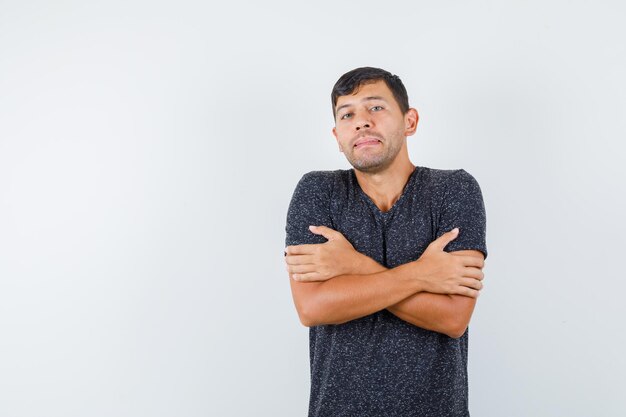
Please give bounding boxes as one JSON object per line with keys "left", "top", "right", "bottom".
{"left": 331, "top": 67, "right": 410, "bottom": 117}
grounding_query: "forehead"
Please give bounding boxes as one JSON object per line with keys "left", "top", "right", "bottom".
{"left": 334, "top": 80, "right": 396, "bottom": 109}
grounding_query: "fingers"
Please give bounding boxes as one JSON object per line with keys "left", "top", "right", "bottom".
{"left": 458, "top": 255, "right": 485, "bottom": 269}
{"left": 454, "top": 287, "right": 480, "bottom": 298}
{"left": 285, "top": 244, "right": 319, "bottom": 255}
{"left": 442, "top": 279, "right": 482, "bottom": 298}
{"left": 285, "top": 227, "right": 345, "bottom": 256}
{"left": 429, "top": 228, "right": 459, "bottom": 251}
{"left": 285, "top": 254, "right": 315, "bottom": 265}
{"left": 448, "top": 278, "right": 483, "bottom": 298}
{"left": 463, "top": 266, "right": 484, "bottom": 281}
{"left": 449, "top": 252, "right": 484, "bottom": 267}
{"left": 460, "top": 277, "right": 483, "bottom": 291}
{"left": 308, "top": 225, "right": 343, "bottom": 241}
{"left": 285, "top": 251, "right": 317, "bottom": 275}
{"left": 291, "top": 272, "right": 323, "bottom": 282}
{"left": 286, "top": 262, "right": 320, "bottom": 275}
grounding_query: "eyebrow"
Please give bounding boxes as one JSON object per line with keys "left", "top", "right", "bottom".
{"left": 335, "top": 96, "right": 388, "bottom": 115}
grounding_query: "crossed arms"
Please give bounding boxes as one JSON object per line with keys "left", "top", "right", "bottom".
{"left": 285, "top": 226, "right": 485, "bottom": 338}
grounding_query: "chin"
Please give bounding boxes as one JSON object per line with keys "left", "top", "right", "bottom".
{"left": 351, "top": 161, "right": 389, "bottom": 174}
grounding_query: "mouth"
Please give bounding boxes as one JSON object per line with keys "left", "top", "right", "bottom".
{"left": 353, "top": 136, "right": 383, "bottom": 148}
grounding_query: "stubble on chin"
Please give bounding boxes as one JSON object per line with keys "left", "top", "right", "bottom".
{"left": 347, "top": 139, "right": 403, "bottom": 174}
{"left": 347, "top": 148, "right": 389, "bottom": 173}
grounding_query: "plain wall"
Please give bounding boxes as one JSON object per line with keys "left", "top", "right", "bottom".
{"left": 1, "top": 1, "right": 625, "bottom": 416}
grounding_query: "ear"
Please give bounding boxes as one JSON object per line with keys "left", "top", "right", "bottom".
{"left": 404, "top": 108, "right": 419, "bottom": 137}
{"left": 332, "top": 127, "right": 344, "bottom": 153}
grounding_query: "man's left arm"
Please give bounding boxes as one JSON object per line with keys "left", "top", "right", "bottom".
{"left": 385, "top": 250, "right": 484, "bottom": 338}
{"left": 397, "top": 169, "right": 487, "bottom": 337}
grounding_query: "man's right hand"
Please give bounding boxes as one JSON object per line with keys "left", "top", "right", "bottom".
{"left": 413, "top": 228, "right": 485, "bottom": 298}
{"left": 285, "top": 225, "right": 384, "bottom": 282}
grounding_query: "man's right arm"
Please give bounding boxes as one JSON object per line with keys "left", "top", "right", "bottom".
{"left": 290, "top": 262, "right": 425, "bottom": 327}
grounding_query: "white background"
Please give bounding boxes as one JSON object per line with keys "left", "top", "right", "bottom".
{"left": 1, "top": 1, "right": 625, "bottom": 416}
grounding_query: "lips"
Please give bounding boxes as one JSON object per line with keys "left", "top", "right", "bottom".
{"left": 354, "top": 136, "right": 382, "bottom": 148}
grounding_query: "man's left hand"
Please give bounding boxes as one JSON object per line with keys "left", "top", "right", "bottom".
{"left": 285, "top": 226, "right": 365, "bottom": 282}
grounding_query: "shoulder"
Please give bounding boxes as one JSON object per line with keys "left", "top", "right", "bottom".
{"left": 298, "top": 169, "right": 345, "bottom": 184}
{"left": 415, "top": 166, "right": 480, "bottom": 195}
{"left": 293, "top": 169, "right": 350, "bottom": 194}
{"left": 416, "top": 166, "right": 477, "bottom": 186}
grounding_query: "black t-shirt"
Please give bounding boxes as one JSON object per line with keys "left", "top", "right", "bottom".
{"left": 285, "top": 167, "right": 488, "bottom": 417}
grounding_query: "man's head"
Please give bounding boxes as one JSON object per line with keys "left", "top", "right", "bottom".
{"left": 331, "top": 67, "right": 418, "bottom": 174}
{"left": 331, "top": 67, "right": 410, "bottom": 118}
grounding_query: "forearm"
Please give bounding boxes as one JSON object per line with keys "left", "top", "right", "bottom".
{"left": 387, "top": 293, "right": 476, "bottom": 338}
{"left": 290, "top": 262, "right": 424, "bottom": 326}
{"left": 344, "top": 252, "right": 480, "bottom": 337}
{"left": 287, "top": 229, "right": 484, "bottom": 329}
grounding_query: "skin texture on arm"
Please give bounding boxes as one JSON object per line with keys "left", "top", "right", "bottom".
{"left": 327, "top": 243, "right": 485, "bottom": 338}
{"left": 289, "top": 261, "right": 431, "bottom": 327}
{"left": 347, "top": 249, "right": 485, "bottom": 338}
{"left": 286, "top": 227, "right": 484, "bottom": 331}
{"left": 386, "top": 250, "right": 484, "bottom": 338}
{"left": 301, "top": 244, "right": 484, "bottom": 338}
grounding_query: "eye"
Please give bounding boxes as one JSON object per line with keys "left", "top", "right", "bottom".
{"left": 340, "top": 112, "right": 353, "bottom": 120}
{"left": 370, "top": 105, "right": 384, "bottom": 112}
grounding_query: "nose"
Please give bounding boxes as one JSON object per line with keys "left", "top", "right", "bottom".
{"left": 354, "top": 111, "right": 372, "bottom": 131}
{"left": 355, "top": 122, "right": 370, "bottom": 131}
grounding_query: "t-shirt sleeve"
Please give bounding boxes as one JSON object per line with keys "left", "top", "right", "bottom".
{"left": 285, "top": 172, "right": 335, "bottom": 247}
{"left": 436, "top": 169, "right": 488, "bottom": 259}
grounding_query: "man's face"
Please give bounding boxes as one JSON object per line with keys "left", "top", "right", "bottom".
{"left": 332, "top": 80, "right": 417, "bottom": 173}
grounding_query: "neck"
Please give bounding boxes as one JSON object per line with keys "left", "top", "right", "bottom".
{"left": 354, "top": 152, "right": 415, "bottom": 212}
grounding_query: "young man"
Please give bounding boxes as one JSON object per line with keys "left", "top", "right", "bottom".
{"left": 285, "top": 67, "right": 487, "bottom": 416}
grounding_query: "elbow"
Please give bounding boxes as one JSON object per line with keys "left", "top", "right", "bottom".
{"left": 442, "top": 295, "right": 475, "bottom": 338}
{"left": 297, "top": 300, "right": 344, "bottom": 327}
{"left": 292, "top": 286, "right": 349, "bottom": 327}
{"left": 299, "top": 317, "right": 318, "bottom": 328}
{"left": 298, "top": 311, "right": 317, "bottom": 327}
{"left": 442, "top": 315, "right": 470, "bottom": 339}
{"left": 298, "top": 311, "right": 330, "bottom": 328}
{"left": 445, "top": 324, "right": 468, "bottom": 339}
{"left": 296, "top": 301, "right": 323, "bottom": 327}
